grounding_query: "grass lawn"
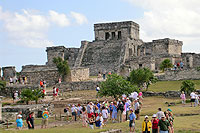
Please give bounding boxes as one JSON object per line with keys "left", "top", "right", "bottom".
{"left": 148, "top": 80, "right": 200, "bottom": 92}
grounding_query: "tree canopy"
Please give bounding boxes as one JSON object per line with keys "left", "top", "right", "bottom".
{"left": 160, "top": 59, "right": 173, "bottom": 71}
{"left": 98, "top": 74, "right": 138, "bottom": 99}
{"left": 53, "top": 57, "right": 70, "bottom": 80}
{"left": 129, "top": 68, "right": 157, "bottom": 91}
{"left": 180, "top": 80, "right": 195, "bottom": 94}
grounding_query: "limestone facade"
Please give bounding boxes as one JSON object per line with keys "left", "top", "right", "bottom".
{"left": 45, "top": 21, "right": 200, "bottom": 76}
{"left": 2, "top": 66, "right": 16, "bottom": 81}
{"left": 20, "top": 65, "right": 89, "bottom": 86}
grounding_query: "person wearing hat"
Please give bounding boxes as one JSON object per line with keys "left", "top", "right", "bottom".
{"left": 41, "top": 108, "right": 49, "bottom": 128}
{"left": 151, "top": 114, "right": 159, "bottom": 133}
{"left": 158, "top": 114, "right": 171, "bottom": 133}
{"left": 129, "top": 109, "right": 136, "bottom": 133}
{"left": 16, "top": 114, "right": 24, "bottom": 129}
{"left": 142, "top": 115, "right": 152, "bottom": 133}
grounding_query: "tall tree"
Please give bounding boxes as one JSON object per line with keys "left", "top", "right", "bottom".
{"left": 53, "top": 57, "right": 71, "bottom": 81}
{"left": 160, "top": 59, "right": 173, "bottom": 72}
{"left": 129, "top": 68, "right": 157, "bottom": 91}
{"left": 98, "top": 74, "right": 138, "bottom": 99}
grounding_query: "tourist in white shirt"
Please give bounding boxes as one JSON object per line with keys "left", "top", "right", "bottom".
{"left": 190, "top": 92, "right": 196, "bottom": 107}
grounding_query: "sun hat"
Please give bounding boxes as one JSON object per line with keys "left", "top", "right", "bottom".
{"left": 167, "top": 108, "right": 172, "bottom": 112}
{"left": 18, "top": 114, "right": 22, "bottom": 118}
{"left": 145, "top": 115, "right": 148, "bottom": 118}
{"left": 161, "top": 114, "right": 166, "bottom": 118}
{"left": 152, "top": 114, "right": 157, "bottom": 118}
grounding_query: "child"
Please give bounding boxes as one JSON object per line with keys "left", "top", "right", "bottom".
{"left": 89, "top": 115, "right": 95, "bottom": 129}
{"left": 129, "top": 109, "right": 136, "bottom": 133}
{"left": 16, "top": 115, "right": 24, "bottom": 129}
{"left": 180, "top": 91, "right": 186, "bottom": 105}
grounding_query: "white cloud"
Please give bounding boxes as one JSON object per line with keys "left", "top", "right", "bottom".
{"left": 70, "top": 11, "right": 88, "bottom": 25}
{"left": 125, "top": 0, "right": 200, "bottom": 52}
{"left": 0, "top": 7, "right": 88, "bottom": 48}
{"left": 49, "top": 10, "right": 70, "bottom": 27}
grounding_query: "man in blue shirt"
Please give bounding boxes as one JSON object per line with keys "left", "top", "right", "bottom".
{"left": 129, "top": 109, "right": 136, "bottom": 133}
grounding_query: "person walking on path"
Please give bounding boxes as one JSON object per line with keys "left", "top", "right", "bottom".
{"left": 180, "top": 91, "right": 186, "bottom": 105}
{"left": 134, "top": 99, "right": 140, "bottom": 120}
{"left": 151, "top": 114, "right": 159, "bottom": 133}
{"left": 190, "top": 91, "right": 196, "bottom": 107}
{"left": 16, "top": 115, "right": 24, "bottom": 130}
{"left": 129, "top": 109, "right": 136, "bottom": 133}
{"left": 142, "top": 115, "right": 152, "bottom": 133}
{"left": 26, "top": 112, "right": 34, "bottom": 129}
{"left": 41, "top": 108, "right": 49, "bottom": 129}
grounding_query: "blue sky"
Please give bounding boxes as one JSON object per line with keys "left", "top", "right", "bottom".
{"left": 0, "top": 0, "right": 200, "bottom": 71}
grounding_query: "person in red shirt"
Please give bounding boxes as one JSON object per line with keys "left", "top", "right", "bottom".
{"left": 151, "top": 114, "right": 159, "bottom": 133}
{"left": 40, "top": 81, "right": 44, "bottom": 88}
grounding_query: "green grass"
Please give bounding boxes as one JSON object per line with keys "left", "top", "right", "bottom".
{"left": 148, "top": 80, "right": 200, "bottom": 92}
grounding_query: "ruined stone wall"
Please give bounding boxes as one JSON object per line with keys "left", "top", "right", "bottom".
{"left": 94, "top": 21, "right": 139, "bottom": 41}
{"left": 181, "top": 53, "right": 194, "bottom": 68}
{"left": 46, "top": 46, "right": 65, "bottom": 66}
{"left": 20, "top": 65, "right": 89, "bottom": 86}
{"left": 192, "top": 54, "right": 200, "bottom": 68}
{"left": 21, "top": 65, "right": 59, "bottom": 86}
{"left": 157, "top": 69, "right": 200, "bottom": 81}
{"left": 127, "top": 56, "right": 156, "bottom": 71}
{"left": 2, "top": 66, "right": 16, "bottom": 81}
{"left": 64, "top": 48, "right": 79, "bottom": 67}
{"left": 71, "top": 68, "right": 89, "bottom": 82}
{"left": 80, "top": 40, "right": 123, "bottom": 75}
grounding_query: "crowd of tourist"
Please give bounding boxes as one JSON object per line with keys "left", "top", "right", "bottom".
{"left": 13, "top": 89, "right": 200, "bottom": 132}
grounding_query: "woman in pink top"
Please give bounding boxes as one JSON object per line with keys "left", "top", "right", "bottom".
{"left": 139, "top": 92, "right": 143, "bottom": 101}
{"left": 180, "top": 91, "right": 186, "bottom": 105}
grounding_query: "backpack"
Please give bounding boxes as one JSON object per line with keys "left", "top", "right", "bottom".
{"left": 118, "top": 103, "right": 124, "bottom": 111}
{"left": 64, "top": 108, "right": 68, "bottom": 113}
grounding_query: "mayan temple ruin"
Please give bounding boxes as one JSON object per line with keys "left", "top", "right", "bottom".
{"left": 2, "top": 21, "right": 200, "bottom": 85}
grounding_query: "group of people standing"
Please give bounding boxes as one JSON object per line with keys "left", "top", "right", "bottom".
{"left": 63, "top": 92, "right": 143, "bottom": 131}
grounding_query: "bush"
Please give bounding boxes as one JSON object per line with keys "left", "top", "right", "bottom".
{"left": 160, "top": 59, "right": 173, "bottom": 71}
{"left": 180, "top": 80, "right": 195, "bottom": 94}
